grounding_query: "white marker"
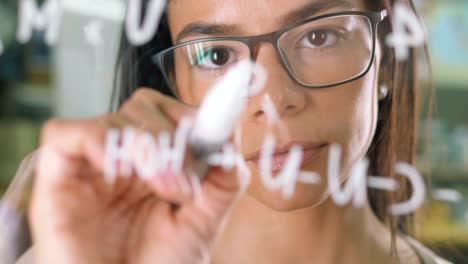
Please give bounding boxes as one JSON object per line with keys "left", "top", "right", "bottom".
{"left": 191, "top": 60, "right": 256, "bottom": 145}
{"left": 17, "top": 0, "right": 63, "bottom": 45}
{"left": 125, "top": 0, "right": 166, "bottom": 46}
{"left": 385, "top": 2, "right": 426, "bottom": 61}
{"left": 189, "top": 60, "right": 264, "bottom": 178}
{"left": 0, "top": 39, "right": 3, "bottom": 56}
{"left": 104, "top": 60, "right": 264, "bottom": 182}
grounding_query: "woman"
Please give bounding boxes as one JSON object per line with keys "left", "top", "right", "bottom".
{"left": 9, "top": 0, "right": 451, "bottom": 263}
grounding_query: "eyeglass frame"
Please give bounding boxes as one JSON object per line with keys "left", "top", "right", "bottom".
{"left": 152, "top": 10, "right": 388, "bottom": 101}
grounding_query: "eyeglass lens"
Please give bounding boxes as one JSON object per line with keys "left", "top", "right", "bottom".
{"left": 159, "top": 15, "right": 374, "bottom": 105}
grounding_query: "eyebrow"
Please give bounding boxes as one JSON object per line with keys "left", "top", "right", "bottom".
{"left": 175, "top": 0, "right": 354, "bottom": 43}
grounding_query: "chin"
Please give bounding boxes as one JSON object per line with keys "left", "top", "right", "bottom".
{"left": 246, "top": 181, "right": 328, "bottom": 212}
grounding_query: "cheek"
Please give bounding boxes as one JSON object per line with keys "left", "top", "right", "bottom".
{"left": 333, "top": 72, "right": 379, "bottom": 164}
{"left": 174, "top": 56, "right": 213, "bottom": 105}
{"left": 296, "top": 69, "right": 379, "bottom": 173}
{"left": 349, "top": 83, "right": 377, "bottom": 152}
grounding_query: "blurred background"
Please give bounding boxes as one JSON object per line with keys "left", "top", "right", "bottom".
{"left": 0, "top": 0, "right": 467, "bottom": 262}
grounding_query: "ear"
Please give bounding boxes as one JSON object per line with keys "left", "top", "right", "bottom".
{"left": 376, "top": 40, "right": 393, "bottom": 121}
{"left": 377, "top": 38, "right": 394, "bottom": 90}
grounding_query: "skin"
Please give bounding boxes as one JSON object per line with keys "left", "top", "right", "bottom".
{"left": 168, "top": 0, "right": 377, "bottom": 210}
{"left": 29, "top": 0, "right": 421, "bottom": 263}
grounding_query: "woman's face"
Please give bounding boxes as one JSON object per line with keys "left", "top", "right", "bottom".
{"left": 167, "top": 0, "right": 381, "bottom": 211}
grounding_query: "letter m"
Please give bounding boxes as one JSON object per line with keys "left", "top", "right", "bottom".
{"left": 17, "top": 0, "right": 62, "bottom": 45}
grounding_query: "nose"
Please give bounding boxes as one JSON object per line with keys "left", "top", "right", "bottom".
{"left": 247, "top": 43, "right": 307, "bottom": 122}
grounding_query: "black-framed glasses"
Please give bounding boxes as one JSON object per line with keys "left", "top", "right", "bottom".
{"left": 153, "top": 10, "right": 388, "bottom": 106}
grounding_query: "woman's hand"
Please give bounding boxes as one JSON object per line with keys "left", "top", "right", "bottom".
{"left": 29, "top": 88, "right": 242, "bottom": 264}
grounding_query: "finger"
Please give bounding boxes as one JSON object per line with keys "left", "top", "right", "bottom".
{"left": 34, "top": 116, "right": 187, "bottom": 209}
{"left": 145, "top": 170, "right": 194, "bottom": 204}
{"left": 127, "top": 88, "right": 197, "bottom": 124}
{"left": 30, "top": 115, "right": 151, "bottom": 264}
{"left": 92, "top": 123, "right": 193, "bottom": 205}
{"left": 118, "top": 89, "right": 198, "bottom": 204}
{"left": 31, "top": 117, "right": 114, "bottom": 238}
{"left": 119, "top": 98, "right": 175, "bottom": 134}
{"left": 38, "top": 118, "right": 109, "bottom": 175}
{"left": 124, "top": 128, "right": 195, "bottom": 204}
{"left": 34, "top": 115, "right": 133, "bottom": 193}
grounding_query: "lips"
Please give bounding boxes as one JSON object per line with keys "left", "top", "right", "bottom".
{"left": 246, "top": 142, "right": 328, "bottom": 173}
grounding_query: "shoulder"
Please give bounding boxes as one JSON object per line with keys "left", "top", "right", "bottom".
{"left": 2, "top": 151, "right": 38, "bottom": 211}
{"left": 16, "top": 247, "right": 35, "bottom": 264}
{"left": 403, "top": 235, "right": 453, "bottom": 264}
{"left": 2, "top": 152, "right": 38, "bottom": 263}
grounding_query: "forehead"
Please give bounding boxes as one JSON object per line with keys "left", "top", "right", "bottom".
{"left": 167, "top": 0, "right": 367, "bottom": 38}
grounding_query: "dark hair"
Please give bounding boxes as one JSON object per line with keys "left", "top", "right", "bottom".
{"left": 112, "top": 11, "right": 174, "bottom": 106}
{"left": 112, "top": 0, "right": 432, "bottom": 257}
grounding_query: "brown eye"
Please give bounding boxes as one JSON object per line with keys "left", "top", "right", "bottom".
{"left": 307, "top": 30, "right": 328, "bottom": 46}
{"left": 209, "top": 48, "right": 230, "bottom": 66}
{"left": 299, "top": 28, "right": 340, "bottom": 49}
